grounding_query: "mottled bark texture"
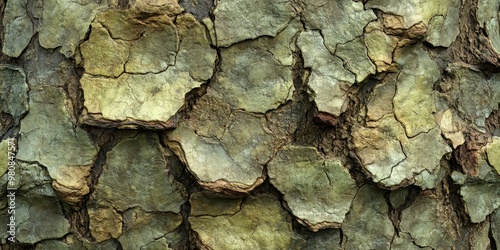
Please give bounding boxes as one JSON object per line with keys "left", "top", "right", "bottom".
{"left": 1, "top": 0, "right": 500, "bottom": 249}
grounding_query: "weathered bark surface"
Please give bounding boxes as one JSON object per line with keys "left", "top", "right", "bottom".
{"left": 1, "top": 0, "right": 500, "bottom": 249}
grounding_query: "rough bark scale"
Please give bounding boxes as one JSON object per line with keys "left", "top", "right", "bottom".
{"left": 0, "top": 0, "right": 500, "bottom": 249}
